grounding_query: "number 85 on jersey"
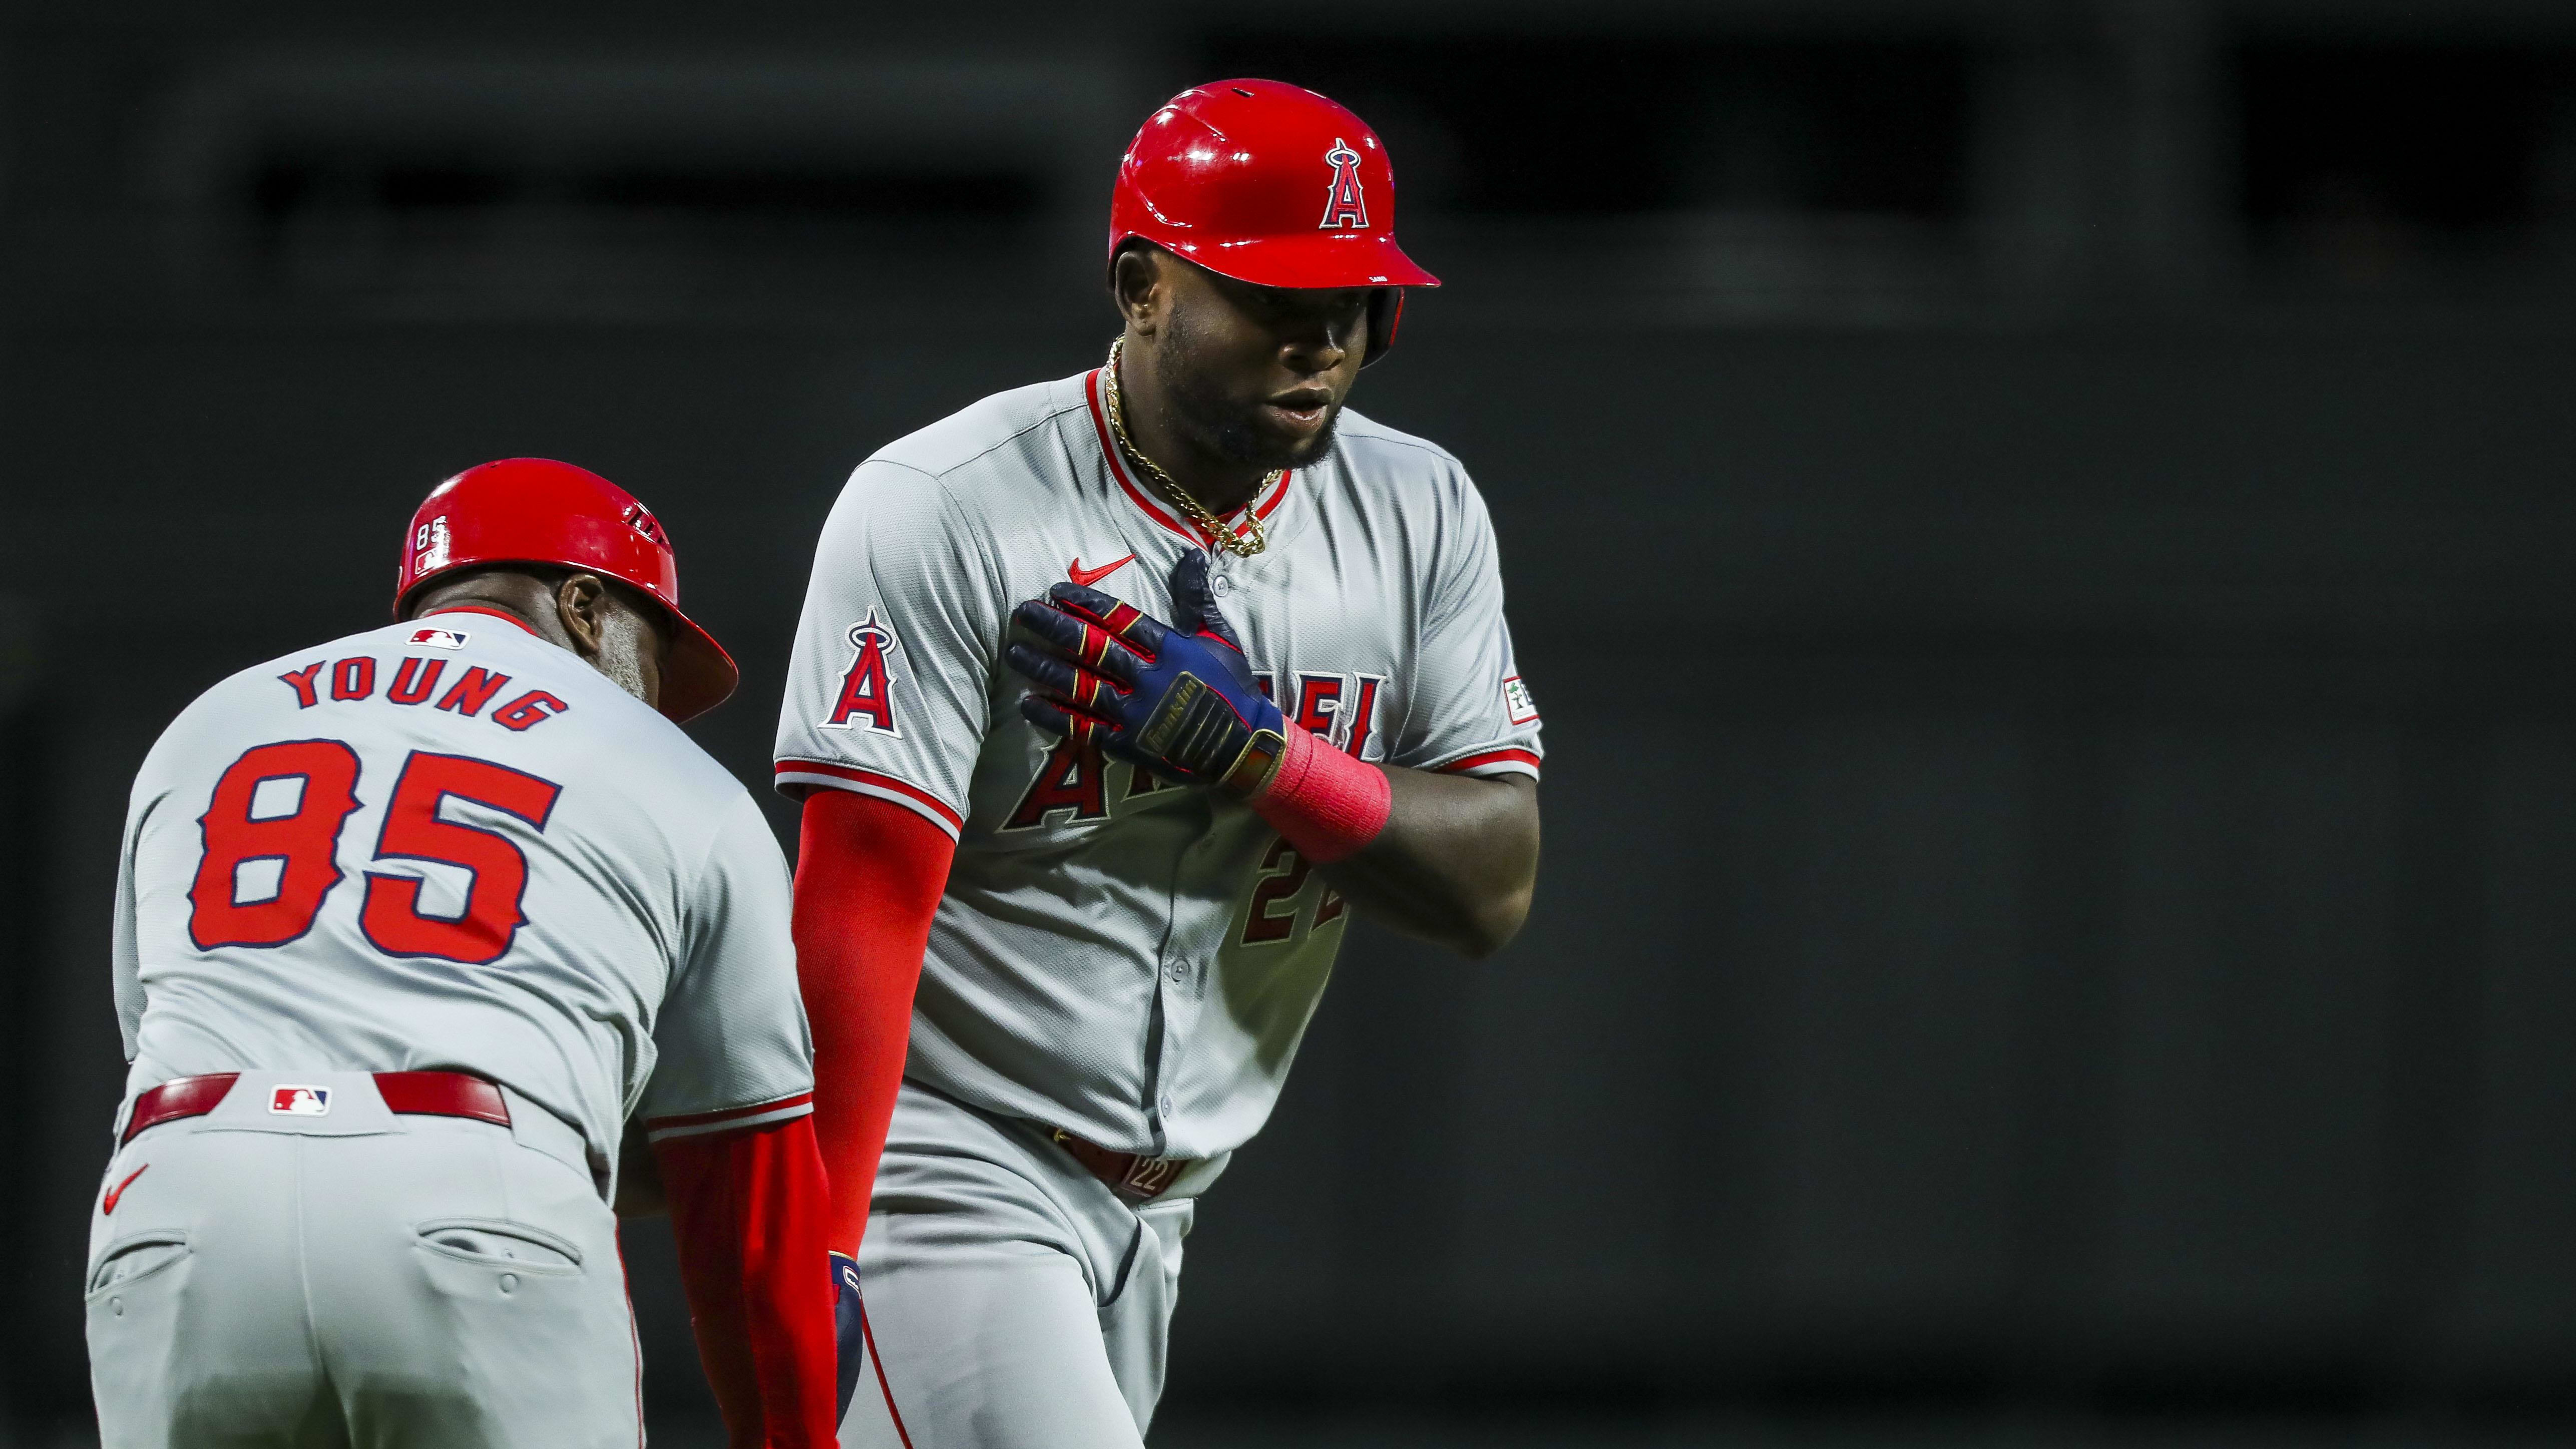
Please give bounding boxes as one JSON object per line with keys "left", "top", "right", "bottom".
{"left": 189, "top": 740, "right": 560, "bottom": 967}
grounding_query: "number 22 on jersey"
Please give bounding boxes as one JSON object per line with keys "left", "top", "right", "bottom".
{"left": 187, "top": 740, "right": 561, "bottom": 965}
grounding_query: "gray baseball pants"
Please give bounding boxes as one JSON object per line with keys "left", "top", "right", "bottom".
{"left": 85, "top": 1069, "right": 636, "bottom": 1449}
{"left": 840, "top": 1083, "right": 1223, "bottom": 1449}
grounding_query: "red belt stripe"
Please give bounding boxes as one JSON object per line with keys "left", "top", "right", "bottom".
{"left": 121, "top": 1070, "right": 510, "bottom": 1145}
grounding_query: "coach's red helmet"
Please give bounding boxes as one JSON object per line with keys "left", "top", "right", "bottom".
{"left": 393, "top": 458, "right": 740, "bottom": 723}
{"left": 1109, "top": 79, "right": 1438, "bottom": 365}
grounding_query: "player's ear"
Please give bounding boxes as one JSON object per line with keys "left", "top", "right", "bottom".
{"left": 1111, "top": 243, "right": 1165, "bottom": 337}
{"left": 556, "top": 573, "right": 610, "bottom": 661}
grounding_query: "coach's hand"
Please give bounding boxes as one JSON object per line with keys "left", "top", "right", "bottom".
{"left": 1009, "top": 553, "right": 1287, "bottom": 794}
{"left": 831, "top": 1250, "right": 864, "bottom": 1420}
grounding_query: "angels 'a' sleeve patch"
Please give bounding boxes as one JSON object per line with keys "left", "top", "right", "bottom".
{"left": 1502, "top": 674, "right": 1540, "bottom": 727}
{"left": 820, "top": 609, "right": 903, "bottom": 738}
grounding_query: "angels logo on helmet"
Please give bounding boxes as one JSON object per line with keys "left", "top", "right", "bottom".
{"left": 1319, "top": 138, "right": 1369, "bottom": 230}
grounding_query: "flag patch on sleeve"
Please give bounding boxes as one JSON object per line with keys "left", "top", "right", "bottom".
{"left": 1503, "top": 675, "right": 1539, "bottom": 726}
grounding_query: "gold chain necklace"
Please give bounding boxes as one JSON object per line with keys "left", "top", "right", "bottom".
{"left": 1102, "top": 338, "right": 1272, "bottom": 558}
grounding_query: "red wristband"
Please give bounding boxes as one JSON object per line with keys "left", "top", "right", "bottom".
{"left": 1249, "top": 722, "right": 1391, "bottom": 864}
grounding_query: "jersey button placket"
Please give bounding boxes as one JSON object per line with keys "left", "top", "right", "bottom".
{"left": 1151, "top": 809, "right": 1217, "bottom": 1142}
{"left": 1152, "top": 964, "right": 1188, "bottom": 1135}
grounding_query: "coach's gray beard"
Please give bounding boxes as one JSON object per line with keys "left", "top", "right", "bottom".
{"left": 598, "top": 648, "right": 650, "bottom": 707}
{"left": 590, "top": 611, "right": 659, "bottom": 707}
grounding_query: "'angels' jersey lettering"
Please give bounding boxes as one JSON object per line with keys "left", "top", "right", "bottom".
{"left": 114, "top": 609, "right": 815, "bottom": 1171}
{"left": 776, "top": 369, "right": 1541, "bottom": 1159}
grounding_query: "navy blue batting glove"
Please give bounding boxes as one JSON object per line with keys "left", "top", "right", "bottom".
{"left": 1008, "top": 553, "right": 1287, "bottom": 795}
{"left": 830, "top": 1250, "right": 864, "bottom": 1421}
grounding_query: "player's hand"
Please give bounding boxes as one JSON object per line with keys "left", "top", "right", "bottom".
{"left": 831, "top": 1250, "right": 864, "bottom": 1421}
{"left": 1007, "top": 553, "right": 1287, "bottom": 795}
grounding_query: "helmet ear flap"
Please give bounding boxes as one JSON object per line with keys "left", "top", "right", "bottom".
{"left": 1362, "top": 288, "right": 1403, "bottom": 368}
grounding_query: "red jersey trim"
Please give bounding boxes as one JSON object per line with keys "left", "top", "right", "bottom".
{"left": 773, "top": 760, "right": 965, "bottom": 839}
{"left": 644, "top": 1091, "right": 816, "bottom": 1143}
{"left": 1436, "top": 747, "right": 1543, "bottom": 780}
{"left": 1083, "top": 369, "right": 1292, "bottom": 548}
{"left": 418, "top": 604, "right": 539, "bottom": 637}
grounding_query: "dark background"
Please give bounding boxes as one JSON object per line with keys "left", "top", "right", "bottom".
{"left": 9, "top": 2, "right": 2576, "bottom": 1444}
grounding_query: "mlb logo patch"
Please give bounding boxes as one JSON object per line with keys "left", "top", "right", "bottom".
{"left": 269, "top": 1085, "right": 331, "bottom": 1117}
{"left": 407, "top": 626, "right": 469, "bottom": 650}
{"left": 1502, "top": 675, "right": 1540, "bottom": 726}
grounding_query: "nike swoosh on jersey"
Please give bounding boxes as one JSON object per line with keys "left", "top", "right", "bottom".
{"left": 102, "top": 1164, "right": 147, "bottom": 1215}
{"left": 1068, "top": 554, "right": 1136, "bottom": 588}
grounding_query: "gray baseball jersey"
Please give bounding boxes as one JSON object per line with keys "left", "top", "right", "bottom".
{"left": 113, "top": 607, "right": 815, "bottom": 1166}
{"left": 775, "top": 366, "right": 1542, "bottom": 1160}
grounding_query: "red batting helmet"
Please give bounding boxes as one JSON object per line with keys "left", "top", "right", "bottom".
{"left": 1109, "top": 79, "right": 1438, "bottom": 366}
{"left": 393, "top": 458, "right": 740, "bottom": 723}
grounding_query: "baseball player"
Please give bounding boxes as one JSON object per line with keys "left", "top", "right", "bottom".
{"left": 777, "top": 81, "right": 1543, "bottom": 1446}
{"left": 94, "top": 459, "right": 843, "bottom": 1448}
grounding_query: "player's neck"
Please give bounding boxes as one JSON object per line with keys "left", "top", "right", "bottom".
{"left": 408, "top": 578, "right": 572, "bottom": 652}
{"left": 1113, "top": 341, "right": 1270, "bottom": 519}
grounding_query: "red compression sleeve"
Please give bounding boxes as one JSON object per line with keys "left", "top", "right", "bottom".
{"left": 1250, "top": 721, "right": 1393, "bottom": 864}
{"left": 792, "top": 789, "right": 954, "bottom": 1256}
{"left": 654, "top": 1115, "right": 839, "bottom": 1449}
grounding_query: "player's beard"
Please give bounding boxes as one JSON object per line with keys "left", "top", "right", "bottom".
{"left": 590, "top": 607, "right": 664, "bottom": 710}
{"left": 1157, "top": 313, "right": 1342, "bottom": 472}
{"left": 597, "top": 646, "right": 651, "bottom": 707}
